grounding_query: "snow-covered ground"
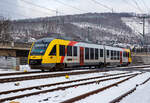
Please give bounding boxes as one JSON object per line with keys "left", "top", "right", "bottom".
{"left": 0, "top": 71, "right": 128, "bottom": 92}
{"left": 1, "top": 67, "right": 150, "bottom": 103}
{"left": 2, "top": 72, "right": 150, "bottom": 103}
{"left": 72, "top": 22, "right": 130, "bottom": 37}
{"left": 120, "top": 79, "right": 150, "bottom": 103}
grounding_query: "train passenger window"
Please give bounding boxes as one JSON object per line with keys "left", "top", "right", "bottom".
{"left": 95, "top": 48, "right": 98, "bottom": 60}
{"left": 49, "top": 45, "right": 56, "bottom": 56}
{"left": 59, "top": 45, "right": 65, "bottom": 56}
{"left": 100, "top": 49, "right": 103, "bottom": 57}
{"left": 111, "top": 50, "right": 113, "bottom": 60}
{"left": 117, "top": 51, "right": 120, "bottom": 60}
{"left": 114, "top": 51, "right": 116, "bottom": 60}
{"left": 73, "top": 46, "right": 77, "bottom": 56}
{"left": 90, "top": 48, "right": 94, "bottom": 60}
{"left": 85, "top": 48, "right": 89, "bottom": 60}
{"left": 107, "top": 50, "right": 109, "bottom": 58}
{"left": 67, "top": 46, "right": 72, "bottom": 56}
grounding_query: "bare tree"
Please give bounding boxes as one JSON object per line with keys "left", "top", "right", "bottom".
{"left": 0, "top": 16, "right": 12, "bottom": 41}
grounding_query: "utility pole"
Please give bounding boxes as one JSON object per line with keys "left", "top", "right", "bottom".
{"left": 56, "top": 10, "right": 58, "bottom": 27}
{"left": 87, "top": 27, "right": 92, "bottom": 41}
{"left": 138, "top": 16, "right": 147, "bottom": 45}
{"left": 139, "top": 15, "right": 150, "bottom": 52}
{"left": 87, "top": 27, "right": 90, "bottom": 41}
{"left": 142, "top": 16, "right": 145, "bottom": 46}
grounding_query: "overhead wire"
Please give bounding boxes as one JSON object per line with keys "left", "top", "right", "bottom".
{"left": 54, "top": 0, "right": 89, "bottom": 13}
{"left": 0, "top": 3, "right": 33, "bottom": 19}
{"left": 140, "top": 0, "right": 150, "bottom": 13}
{"left": 0, "top": 9, "right": 32, "bottom": 20}
{"left": 90, "top": 0, "right": 114, "bottom": 12}
{"left": 123, "top": 0, "right": 139, "bottom": 10}
{"left": 132, "top": 0, "right": 144, "bottom": 13}
{"left": 0, "top": 0, "right": 53, "bottom": 17}
{"left": 20, "top": 0, "right": 66, "bottom": 15}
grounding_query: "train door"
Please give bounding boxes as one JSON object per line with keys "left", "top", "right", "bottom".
{"left": 48, "top": 45, "right": 57, "bottom": 63}
{"left": 80, "top": 47, "right": 84, "bottom": 65}
{"left": 120, "top": 51, "right": 122, "bottom": 64}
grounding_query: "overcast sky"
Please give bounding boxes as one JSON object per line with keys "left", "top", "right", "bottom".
{"left": 0, "top": 0, "right": 150, "bottom": 19}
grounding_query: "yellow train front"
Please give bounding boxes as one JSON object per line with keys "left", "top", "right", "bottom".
{"left": 28, "top": 38, "right": 132, "bottom": 71}
{"left": 28, "top": 38, "right": 75, "bottom": 71}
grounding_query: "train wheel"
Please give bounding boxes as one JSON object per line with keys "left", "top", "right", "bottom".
{"left": 41, "top": 69, "right": 45, "bottom": 72}
{"left": 49, "top": 67, "right": 56, "bottom": 72}
{"left": 57, "top": 63, "right": 65, "bottom": 71}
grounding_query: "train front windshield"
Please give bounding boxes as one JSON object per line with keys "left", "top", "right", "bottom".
{"left": 30, "top": 38, "right": 53, "bottom": 55}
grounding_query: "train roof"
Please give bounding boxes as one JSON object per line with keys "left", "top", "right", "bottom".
{"left": 36, "top": 38, "right": 55, "bottom": 43}
{"left": 36, "top": 37, "right": 129, "bottom": 50}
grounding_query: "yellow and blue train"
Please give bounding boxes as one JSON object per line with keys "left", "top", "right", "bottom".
{"left": 28, "top": 38, "right": 132, "bottom": 71}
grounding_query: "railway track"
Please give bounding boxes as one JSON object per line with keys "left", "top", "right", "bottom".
{"left": 0, "top": 69, "right": 107, "bottom": 83}
{"left": 61, "top": 74, "right": 140, "bottom": 103}
{"left": 0, "top": 72, "right": 139, "bottom": 102}
{"left": 0, "top": 71, "right": 48, "bottom": 77}
{"left": 0, "top": 68, "right": 95, "bottom": 77}
{"left": 0, "top": 64, "right": 149, "bottom": 77}
{"left": 109, "top": 77, "right": 150, "bottom": 103}
{"left": 0, "top": 65, "right": 149, "bottom": 83}
{"left": 0, "top": 72, "right": 132, "bottom": 95}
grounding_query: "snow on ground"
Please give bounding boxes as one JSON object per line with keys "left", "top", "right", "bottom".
{"left": 19, "top": 65, "right": 31, "bottom": 71}
{"left": 0, "top": 65, "right": 31, "bottom": 73}
{"left": 1, "top": 72, "right": 134, "bottom": 99}
{"left": 76, "top": 72, "right": 150, "bottom": 103}
{"left": 3, "top": 71, "right": 149, "bottom": 103}
{"left": 1, "top": 66, "right": 150, "bottom": 103}
{"left": 72, "top": 22, "right": 130, "bottom": 37}
{"left": 122, "top": 17, "right": 149, "bottom": 36}
{"left": 0, "top": 65, "right": 106, "bottom": 79}
{"left": 117, "top": 65, "right": 150, "bottom": 70}
{"left": 120, "top": 79, "right": 150, "bottom": 103}
{"left": 0, "top": 71, "right": 128, "bottom": 92}
{"left": 4, "top": 76, "right": 130, "bottom": 103}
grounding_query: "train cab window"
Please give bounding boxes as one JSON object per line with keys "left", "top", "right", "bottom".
{"left": 100, "top": 49, "right": 103, "bottom": 57}
{"left": 49, "top": 45, "right": 56, "bottom": 56}
{"left": 111, "top": 50, "right": 113, "bottom": 60}
{"left": 127, "top": 52, "right": 129, "bottom": 58}
{"left": 67, "top": 46, "right": 72, "bottom": 56}
{"left": 117, "top": 51, "right": 120, "bottom": 60}
{"left": 73, "top": 46, "right": 77, "bottom": 56}
{"left": 85, "top": 48, "right": 89, "bottom": 60}
{"left": 59, "top": 45, "right": 65, "bottom": 56}
{"left": 90, "top": 48, "right": 94, "bottom": 60}
{"left": 95, "top": 48, "right": 98, "bottom": 60}
{"left": 107, "top": 50, "right": 109, "bottom": 58}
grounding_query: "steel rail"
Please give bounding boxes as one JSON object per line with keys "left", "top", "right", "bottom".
{"left": 0, "top": 73, "right": 139, "bottom": 102}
